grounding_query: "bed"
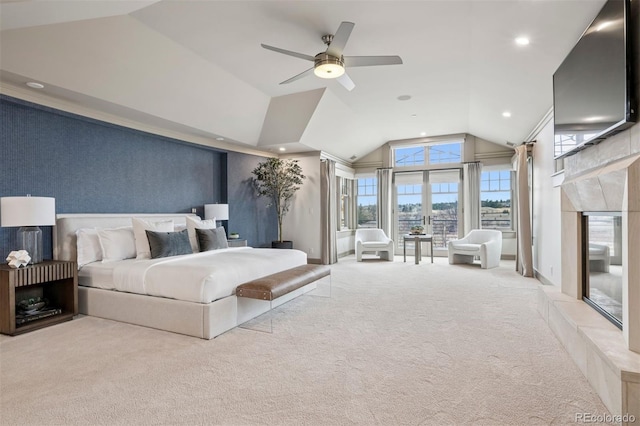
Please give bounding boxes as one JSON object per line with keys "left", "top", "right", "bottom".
{"left": 53, "top": 213, "right": 314, "bottom": 339}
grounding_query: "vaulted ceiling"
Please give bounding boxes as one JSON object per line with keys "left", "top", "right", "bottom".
{"left": 0, "top": 0, "right": 606, "bottom": 162}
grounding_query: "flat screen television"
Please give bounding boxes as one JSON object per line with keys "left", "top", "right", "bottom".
{"left": 553, "top": 0, "right": 637, "bottom": 159}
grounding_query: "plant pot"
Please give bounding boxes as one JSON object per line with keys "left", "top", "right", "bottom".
{"left": 272, "top": 241, "right": 293, "bottom": 249}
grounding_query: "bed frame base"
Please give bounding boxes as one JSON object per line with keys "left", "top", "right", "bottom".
{"left": 58, "top": 213, "right": 318, "bottom": 340}
{"left": 79, "top": 282, "right": 317, "bottom": 339}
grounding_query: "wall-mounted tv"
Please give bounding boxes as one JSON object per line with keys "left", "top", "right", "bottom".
{"left": 553, "top": 0, "right": 637, "bottom": 159}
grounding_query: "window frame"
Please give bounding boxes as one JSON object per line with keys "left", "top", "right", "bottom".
{"left": 356, "top": 176, "right": 378, "bottom": 229}
{"left": 393, "top": 140, "right": 464, "bottom": 169}
{"left": 480, "top": 168, "right": 514, "bottom": 231}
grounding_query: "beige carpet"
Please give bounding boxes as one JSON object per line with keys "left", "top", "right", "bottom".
{"left": 0, "top": 256, "right": 609, "bottom": 425}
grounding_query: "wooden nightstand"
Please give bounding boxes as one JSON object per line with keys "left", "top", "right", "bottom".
{"left": 0, "top": 260, "right": 78, "bottom": 336}
{"left": 227, "top": 239, "right": 248, "bottom": 248}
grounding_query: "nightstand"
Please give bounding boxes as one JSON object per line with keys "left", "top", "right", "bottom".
{"left": 227, "top": 239, "right": 248, "bottom": 248}
{"left": 0, "top": 260, "right": 78, "bottom": 336}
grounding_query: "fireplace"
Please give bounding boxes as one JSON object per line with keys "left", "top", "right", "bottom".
{"left": 560, "top": 153, "right": 640, "bottom": 351}
{"left": 582, "top": 213, "right": 623, "bottom": 329}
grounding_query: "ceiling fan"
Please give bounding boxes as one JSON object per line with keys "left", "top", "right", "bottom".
{"left": 261, "top": 21, "right": 403, "bottom": 91}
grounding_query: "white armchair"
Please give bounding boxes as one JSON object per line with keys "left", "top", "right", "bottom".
{"left": 589, "top": 243, "right": 610, "bottom": 272}
{"left": 448, "top": 229, "right": 502, "bottom": 269}
{"left": 355, "top": 229, "right": 394, "bottom": 262}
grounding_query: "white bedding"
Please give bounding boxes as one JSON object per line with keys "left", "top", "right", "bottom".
{"left": 78, "top": 247, "right": 307, "bottom": 303}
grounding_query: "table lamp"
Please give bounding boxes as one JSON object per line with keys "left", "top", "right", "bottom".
{"left": 0, "top": 196, "right": 56, "bottom": 264}
{"left": 204, "top": 203, "right": 228, "bottom": 227}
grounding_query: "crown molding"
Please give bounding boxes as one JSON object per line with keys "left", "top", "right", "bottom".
{"left": 524, "top": 106, "right": 554, "bottom": 143}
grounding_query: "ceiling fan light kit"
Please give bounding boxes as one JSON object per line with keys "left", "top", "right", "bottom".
{"left": 313, "top": 53, "right": 345, "bottom": 79}
{"left": 262, "top": 21, "right": 402, "bottom": 91}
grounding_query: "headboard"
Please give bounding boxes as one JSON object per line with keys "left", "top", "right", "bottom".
{"left": 53, "top": 213, "right": 198, "bottom": 262}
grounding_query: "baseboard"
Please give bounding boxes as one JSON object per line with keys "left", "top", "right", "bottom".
{"left": 307, "top": 258, "right": 322, "bottom": 265}
{"left": 501, "top": 254, "right": 516, "bottom": 260}
{"left": 533, "top": 268, "right": 554, "bottom": 286}
{"left": 338, "top": 250, "right": 355, "bottom": 259}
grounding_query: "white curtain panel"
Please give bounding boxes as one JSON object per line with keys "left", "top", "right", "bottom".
{"left": 349, "top": 179, "right": 357, "bottom": 230}
{"left": 376, "top": 168, "right": 393, "bottom": 237}
{"left": 514, "top": 145, "right": 533, "bottom": 277}
{"left": 320, "top": 159, "right": 338, "bottom": 265}
{"left": 463, "top": 162, "right": 482, "bottom": 235}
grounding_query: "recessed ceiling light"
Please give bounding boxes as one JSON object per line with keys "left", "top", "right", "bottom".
{"left": 278, "top": 147, "right": 286, "bottom": 152}
{"left": 411, "top": 114, "right": 417, "bottom": 118}
{"left": 502, "top": 111, "right": 512, "bottom": 118}
{"left": 26, "top": 82, "right": 44, "bottom": 89}
{"left": 215, "top": 137, "right": 224, "bottom": 141}
{"left": 420, "top": 132, "right": 427, "bottom": 136}
{"left": 397, "top": 95, "right": 412, "bottom": 101}
{"left": 515, "top": 37, "right": 530, "bottom": 46}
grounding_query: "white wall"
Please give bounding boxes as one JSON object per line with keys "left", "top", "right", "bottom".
{"left": 531, "top": 117, "right": 563, "bottom": 285}
{"left": 281, "top": 153, "right": 322, "bottom": 261}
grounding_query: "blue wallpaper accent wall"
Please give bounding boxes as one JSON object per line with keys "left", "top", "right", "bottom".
{"left": 227, "top": 152, "right": 278, "bottom": 248}
{"left": 0, "top": 95, "right": 226, "bottom": 260}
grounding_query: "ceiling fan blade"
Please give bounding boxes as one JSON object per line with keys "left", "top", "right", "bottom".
{"left": 336, "top": 73, "right": 355, "bottom": 91}
{"left": 326, "top": 21, "right": 355, "bottom": 57}
{"left": 344, "top": 56, "right": 403, "bottom": 67}
{"left": 261, "top": 44, "right": 315, "bottom": 62}
{"left": 280, "top": 67, "right": 314, "bottom": 85}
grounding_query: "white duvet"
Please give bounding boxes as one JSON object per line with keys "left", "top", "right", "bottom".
{"left": 78, "top": 247, "right": 307, "bottom": 303}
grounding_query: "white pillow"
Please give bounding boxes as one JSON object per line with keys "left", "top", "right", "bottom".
{"left": 76, "top": 228, "right": 102, "bottom": 268}
{"left": 97, "top": 227, "right": 136, "bottom": 262}
{"left": 186, "top": 216, "right": 217, "bottom": 252}
{"left": 132, "top": 218, "right": 174, "bottom": 259}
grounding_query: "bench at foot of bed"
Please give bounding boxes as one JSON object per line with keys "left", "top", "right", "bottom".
{"left": 237, "top": 264, "right": 331, "bottom": 300}
{"left": 236, "top": 264, "right": 331, "bottom": 332}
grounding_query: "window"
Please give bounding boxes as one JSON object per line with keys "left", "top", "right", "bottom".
{"left": 428, "top": 143, "right": 461, "bottom": 164}
{"left": 339, "top": 178, "right": 351, "bottom": 230}
{"left": 395, "top": 147, "right": 424, "bottom": 167}
{"left": 357, "top": 177, "right": 377, "bottom": 228}
{"left": 480, "top": 170, "right": 512, "bottom": 229}
{"left": 554, "top": 131, "right": 598, "bottom": 158}
{"left": 394, "top": 142, "right": 462, "bottom": 167}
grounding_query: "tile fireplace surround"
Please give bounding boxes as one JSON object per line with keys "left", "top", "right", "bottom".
{"left": 538, "top": 126, "right": 640, "bottom": 423}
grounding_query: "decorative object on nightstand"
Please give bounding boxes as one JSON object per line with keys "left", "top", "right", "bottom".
{"left": 227, "top": 239, "right": 247, "bottom": 248}
{"left": 204, "top": 203, "right": 229, "bottom": 227}
{"left": 6, "top": 250, "right": 31, "bottom": 268}
{"left": 229, "top": 232, "right": 240, "bottom": 239}
{"left": 0, "top": 196, "right": 55, "bottom": 264}
{"left": 0, "top": 260, "right": 77, "bottom": 335}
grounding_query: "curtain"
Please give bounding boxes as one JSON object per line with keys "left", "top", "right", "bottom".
{"left": 320, "top": 159, "right": 337, "bottom": 265}
{"left": 348, "top": 179, "right": 357, "bottom": 229}
{"left": 463, "top": 162, "right": 482, "bottom": 235}
{"left": 377, "top": 168, "right": 393, "bottom": 237}
{"left": 514, "top": 145, "right": 533, "bottom": 277}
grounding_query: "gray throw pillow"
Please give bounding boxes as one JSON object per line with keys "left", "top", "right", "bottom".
{"left": 145, "top": 229, "right": 193, "bottom": 259}
{"left": 196, "top": 227, "right": 229, "bottom": 251}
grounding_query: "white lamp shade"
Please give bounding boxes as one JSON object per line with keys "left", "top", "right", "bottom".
{"left": 204, "top": 204, "right": 228, "bottom": 221}
{"left": 0, "top": 196, "right": 56, "bottom": 227}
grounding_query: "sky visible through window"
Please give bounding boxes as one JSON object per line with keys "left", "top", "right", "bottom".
{"left": 395, "top": 143, "right": 461, "bottom": 167}
{"left": 481, "top": 170, "right": 511, "bottom": 202}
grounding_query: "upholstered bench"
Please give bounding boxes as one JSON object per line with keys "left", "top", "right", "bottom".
{"left": 236, "top": 264, "right": 330, "bottom": 300}
{"left": 236, "top": 264, "right": 331, "bottom": 333}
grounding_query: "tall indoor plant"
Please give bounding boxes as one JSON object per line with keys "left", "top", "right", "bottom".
{"left": 251, "top": 158, "right": 305, "bottom": 248}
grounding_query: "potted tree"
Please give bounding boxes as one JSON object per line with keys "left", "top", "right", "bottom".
{"left": 251, "top": 158, "right": 305, "bottom": 249}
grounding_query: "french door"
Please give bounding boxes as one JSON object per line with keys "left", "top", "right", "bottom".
{"left": 394, "top": 169, "right": 461, "bottom": 256}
